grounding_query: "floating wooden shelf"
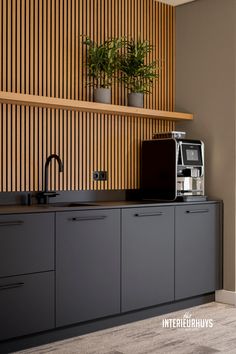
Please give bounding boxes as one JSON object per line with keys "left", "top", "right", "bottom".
{"left": 0, "top": 91, "right": 193, "bottom": 121}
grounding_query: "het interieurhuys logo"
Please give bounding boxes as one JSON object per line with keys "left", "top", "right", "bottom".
{"left": 162, "top": 311, "right": 214, "bottom": 329}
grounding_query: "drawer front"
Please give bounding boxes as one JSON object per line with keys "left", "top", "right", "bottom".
{"left": 56, "top": 209, "right": 120, "bottom": 326}
{"left": 0, "top": 272, "right": 54, "bottom": 341}
{"left": 122, "top": 206, "right": 174, "bottom": 312}
{"left": 175, "top": 203, "right": 220, "bottom": 299}
{"left": 0, "top": 213, "right": 54, "bottom": 277}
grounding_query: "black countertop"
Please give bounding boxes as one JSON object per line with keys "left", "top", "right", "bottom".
{"left": 0, "top": 199, "right": 221, "bottom": 215}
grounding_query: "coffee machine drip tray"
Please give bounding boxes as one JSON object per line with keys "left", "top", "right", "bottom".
{"left": 178, "top": 195, "right": 207, "bottom": 202}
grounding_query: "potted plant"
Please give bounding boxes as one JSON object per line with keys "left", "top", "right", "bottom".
{"left": 118, "top": 39, "right": 159, "bottom": 108}
{"left": 83, "top": 36, "right": 124, "bottom": 104}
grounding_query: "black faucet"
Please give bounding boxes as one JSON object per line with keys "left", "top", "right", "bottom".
{"left": 38, "top": 154, "right": 64, "bottom": 204}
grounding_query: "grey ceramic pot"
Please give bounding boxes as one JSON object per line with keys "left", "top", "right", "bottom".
{"left": 128, "top": 92, "right": 144, "bottom": 108}
{"left": 93, "top": 87, "right": 111, "bottom": 104}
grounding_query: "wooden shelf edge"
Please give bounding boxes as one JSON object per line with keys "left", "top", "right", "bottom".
{"left": 0, "top": 91, "right": 193, "bottom": 121}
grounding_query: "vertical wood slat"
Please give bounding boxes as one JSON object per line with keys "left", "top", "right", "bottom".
{"left": 0, "top": 0, "right": 1, "bottom": 191}
{"left": 0, "top": 0, "right": 175, "bottom": 192}
{"left": 20, "top": 0, "right": 25, "bottom": 191}
{"left": 30, "top": 1, "right": 34, "bottom": 190}
{"left": 2, "top": 0, "right": 6, "bottom": 191}
{"left": 34, "top": 0, "right": 38, "bottom": 191}
{"left": 7, "top": 0, "right": 12, "bottom": 191}
{"left": 25, "top": 0, "right": 30, "bottom": 191}
{"left": 0, "top": 0, "right": 2, "bottom": 93}
{"left": 59, "top": 0, "right": 63, "bottom": 190}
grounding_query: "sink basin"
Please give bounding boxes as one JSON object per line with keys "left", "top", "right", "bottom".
{"left": 50, "top": 202, "right": 99, "bottom": 208}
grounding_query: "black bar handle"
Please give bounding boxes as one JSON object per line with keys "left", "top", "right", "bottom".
{"left": 134, "top": 212, "right": 163, "bottom": 217}
{"left": 0, "top": 220, "right": 24, "bottom": 227}
{"left": 186, "top": 209, "right": 209, "bottom": 214}
{"left": 71, "top": 215, "right": 107, "bottom": 222}
{"left": 0, "top": 282, "right": 25, "bottom": 291}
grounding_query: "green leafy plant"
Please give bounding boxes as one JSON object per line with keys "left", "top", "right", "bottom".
{"left": 83, "top": 36, "right": 125, "bottom": 88}
{"left": 118, "top": 39, "right": 159, "bottom": 94}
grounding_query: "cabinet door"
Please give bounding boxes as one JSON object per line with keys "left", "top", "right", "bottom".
{"left": 56, "top": 209, "right": 120, "bottom": 327}
{"left": 122, "top": 206, "right": 174, "bottom": 312}
{"left": 0, "top": 272, "right": 54, "bottom": 341}
{"left": 175, "top": 203, "right": 220, "bottom": 300}
{"left": 0, "top": 213, "right": 54, "bottom": 277}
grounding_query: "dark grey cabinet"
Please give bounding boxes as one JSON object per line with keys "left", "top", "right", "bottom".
{"left": 0, "top": 272, "right": 54, "bottom": 341}
{"left": 175, "top": 203, "right": 221, "bottom": 300}
{"left": 0, "top": 201, "right": 222, "bottom": 342}
{"left": 122, "top": 206, "right": 175, "bottom": 312}
{"left": 56, "top": 209, "right": 121, "bottom": 327}
{"left": 0, "top": 212, "right": 55, "bottom": 341}
{"left": 0, "top": 213, "right": 54, "bottom": 277}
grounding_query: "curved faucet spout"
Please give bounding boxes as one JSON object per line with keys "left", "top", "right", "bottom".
{"left": 45, "top": 154, "right": 64, "bottom": 193}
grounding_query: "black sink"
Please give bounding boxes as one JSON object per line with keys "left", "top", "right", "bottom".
{"left": 49, "top": 202, "right": 99, "bottom": 208}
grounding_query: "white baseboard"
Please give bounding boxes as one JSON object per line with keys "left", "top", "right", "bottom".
{"left": 215, "top": 290, "right": 236, "bottom": 305}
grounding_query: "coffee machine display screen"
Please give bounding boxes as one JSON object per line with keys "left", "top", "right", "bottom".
{"left": 182, "top": 143, "right": 203, "bottom": 166}
{"left": 186, "top": 149, "right": 199, "bottom": 161}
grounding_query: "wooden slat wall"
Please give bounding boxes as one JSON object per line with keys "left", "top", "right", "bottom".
{"left": 0, "top": 0, "right": 175, "bottom": 192}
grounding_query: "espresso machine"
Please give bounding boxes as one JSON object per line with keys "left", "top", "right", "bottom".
{"left": 141, "top": 134, "right": 205, "bottom": 201}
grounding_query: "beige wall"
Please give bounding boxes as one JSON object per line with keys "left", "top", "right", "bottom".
{"left": 175, "top": 0, "right": 236, "bottom": 291}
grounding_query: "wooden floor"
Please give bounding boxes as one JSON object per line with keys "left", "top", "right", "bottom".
{"left": 16, "top": 302, "right": 236, "bottom": 354}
